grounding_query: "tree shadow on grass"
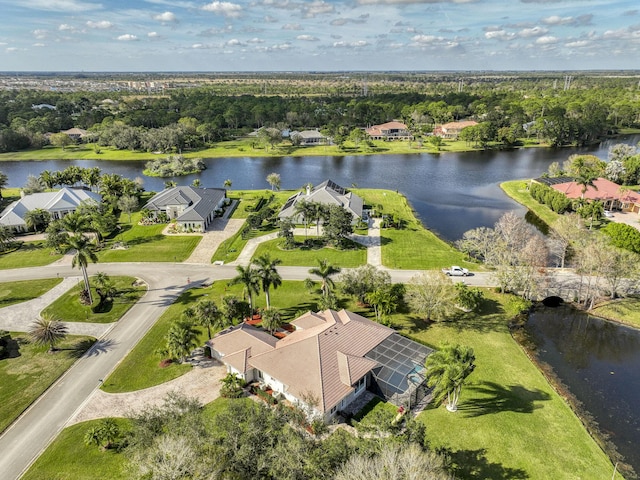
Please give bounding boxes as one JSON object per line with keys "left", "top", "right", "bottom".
{"left": 458, "top": 381, "right": 551, "bottom": 418}
{"left": 279, "top": 302, "right": 318, "bottom": 320}
{"left": 438, "top": 447, "right": 529, "bottom": 479}
{"left": 120, "top": 234, "right": 165, "bottom": 247}
{"left": 92, "top": 300, "right": 114, "bottom": 314}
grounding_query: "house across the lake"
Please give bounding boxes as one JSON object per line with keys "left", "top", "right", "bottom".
{"left": 537, "top": 176, "right": 640, "bottom": 213}
{"left": 278, "top": 179, "right": 363, "bottom": 224}
{"left": 290, "top": 130, "right": 329, "bottom": 146}
{"left": 143, "top": 186, "right": 227, "bottom": 232}
{"left": 365, "top": 121, "right": 412, "bottom": 141}
{"left": 433, "top": 120, "right": 478, "bottom": 139}
{"left": 0, "top": 187, "right": 102, "bottom": 233}
{"left": 207, "top": 309, "right": 432, "bottom": 421}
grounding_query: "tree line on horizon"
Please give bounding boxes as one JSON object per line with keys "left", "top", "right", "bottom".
{"left": 1, "top": 74, "right": 640, "bottom": 154}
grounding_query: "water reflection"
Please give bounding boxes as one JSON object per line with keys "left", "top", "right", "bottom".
{"left": 527, "top": 307, "right": 640, "bottom": 475}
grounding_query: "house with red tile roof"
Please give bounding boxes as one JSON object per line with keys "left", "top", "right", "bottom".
{"left": 365, "top": 121, "right": 412, "bottom": 141}
{"left": 207, "top": 309, "right": 432, "bottom": 421}
{"left": 550, "top": 177, "right": 640, "bottom": 213}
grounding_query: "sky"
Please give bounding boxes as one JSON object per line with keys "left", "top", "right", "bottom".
{"left": 0, "top": 0, "right": 638, "bottom": 72}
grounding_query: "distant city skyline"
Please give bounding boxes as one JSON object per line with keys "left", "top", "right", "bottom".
{"left": 0, "top": 0, "right": 638, "bottom": 72}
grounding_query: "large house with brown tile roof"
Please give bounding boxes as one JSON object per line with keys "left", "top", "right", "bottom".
{"left": 365, "top": 121, "right": 412, "bottom": 141}
{"left": 207, "top": 309, "right": 432, "bottom": 421}
{"left": 543, "top": 177, "right": 640, "bottom": 213}
{"left": 433, "top": 120, "right": 478, "bottom": 139}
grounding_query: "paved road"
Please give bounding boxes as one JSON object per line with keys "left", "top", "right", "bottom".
{"left": 0, "top": 259, "right": 502, "bottom": 480}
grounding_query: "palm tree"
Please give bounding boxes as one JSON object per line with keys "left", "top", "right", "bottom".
{"left": 223, "top": 179, "right": 232, "bottom": 190}
{"left": 24, "top": 208, "right": 50, "bottom": 233}
{"left": 573, "top": 172, "right": 598, "bottom": 199}
{"left": 94, "top": 272, "right": 116, "bottom": 306}
{"left": 166, "top": 320, "right": 199, "bottom": 363}
{"left": 252, "top": 254, "right": 282, "bottom": 309}
{"left": 0, "top": 171, "right": 8, "bottom": 199}
{"left": 193, "top": 299, "right": 223, "bottom": 339}
{"left": 0, "top": 225, "right": 15, "bottom": 251}
{"left": 61, "top": 211, "right": 91, "bottom": 234}
{"left": 260, "top": 307, "right": 283, "bottom": 335}
{"left": 29, "top": 317, "right": 68, "bottom": 352}
{"left": 308, "top": 259, "right": 341, "bottom": 298}
{"left": 39, "top": 170, "right": 57, "bottom": 190}
{"left": 229, "top": 265, "right": 260, "bottom": 312}
{"left": 68, "top": 234, "right": 98, "bottom": 305}
{"left": 425, "top": 344, "right": 476, "bottom": 412}
{"left": 294, "top": 200, "right": 315, "bottom": 239}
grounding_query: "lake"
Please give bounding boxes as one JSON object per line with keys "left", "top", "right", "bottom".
{"left": 1, "top": 135, "right": 639, "bottom": 242}
{"left": 526, "top": 307, "right": 640, "bottom": 477}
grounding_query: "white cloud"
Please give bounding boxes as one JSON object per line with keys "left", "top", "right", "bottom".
{"left": 117, "top": 34, "right": 139, "bottom": 41}
{"left": 282, "top": 23, "right": 303, "bottom": 30}
{"left": 519, "top": 26, "right": 548, "bottom": 37}
{"left": 247, "top": 37, "right": 265, "bottom": 43}
{"left": 32, "top": 29, "right": 48, "bottom": 39}
{"left": 226, "top": 38, "right": 243, "bottom": 46}
{"left": 202, "top": 1, "right": 242, "bottom": 17}
{"left": 263, "top": 15, "right": 278, "bottom": 23}
{"left": 333, "top": 40, "right": 369, "bottom": 47}
{"left": 21, "top": 0, "right": 102, "bottom": 12}
{"left": 357, "top": 0, "right": 474, "bottom": 4}
{"left": 411, "top": 34, "right": 437, "bottom": 44}
{"left": 6, "top": 47, "right": 23, "bottom": 52}
{"left": 153, "top": 11, "right": 177, "bottom": 22}
{"left": 303, "top": 0, "right": 334, "bottom": 17}
{"left": 541, "top": 14, "right": 592, "bottom": 26}
{"left": 148, "top": 31, "right": 159, "bottom": 38}
{"left": 484, "top": 30, "right": 515, "bottom": 40}
{"left": 33, "top": 43, "right": 46, "bottom": 47}
{"left": 565, "top": 40, "right": 589, "bottom": 48}
{"left": 58, "top": 24, "right": 76, "bottom": 31}
{"left": 86, "top": 20, "right": 113, "bottom": 29}
{"left": 297, "top": 34, "right": 318, "bottom": 41}
{"left": 535, "top": 35, "right": 558, "bottom": 44}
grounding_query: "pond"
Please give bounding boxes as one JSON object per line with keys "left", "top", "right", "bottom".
{"left": 525, "top": 306, "right": 640, "bottom": 477}
{"left": 1, "top": 135, "right": 639, "bottom": 242}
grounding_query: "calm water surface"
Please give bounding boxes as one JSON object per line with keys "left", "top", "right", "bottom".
{"left": 1, "top": 135, "right": 639, "bottom": 242}
{"left": 526, "top": 307, "right": 640, "bottom": 476}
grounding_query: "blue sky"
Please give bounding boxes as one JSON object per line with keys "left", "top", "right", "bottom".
{"left": 0, "top": 0, "right": 638, "bottom": 71}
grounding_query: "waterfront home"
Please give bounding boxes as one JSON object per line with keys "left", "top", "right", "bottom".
{"left": 365, "top": 121, "right": 412, "bottom": 141}
{"left": 0, "top": 187, "right": 101, "bottom": 232}
{"left": 278, "top": 179, "right": 363, "bottom": 223}
{"left": 545, "top": 177, "right": 640, "bottom": 213}
{"left": 143, "top": 186, "right": 226, "bottom": 232}
{"left": 207, "top": 309, "right": 432, "bottom": 421}
{"left": 433, "top": 120, "right": 478, "bottom": 139}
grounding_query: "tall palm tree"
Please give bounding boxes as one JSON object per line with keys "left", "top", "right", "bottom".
{"left": 29, "top": 317, "right": 68, "bottom": 352}
{"left": 308, "top": 259, "right": 341, "bottom": 298}
{"left": 68, "top": 234, "right": 98, "bottom": 305}
{"left": 425, "top": 344, "right": 476, "bottom": 412}
{"left": 193, "top": 299, "right": 223, "bottom": 339}
{"left": 166, "top": 320, "right": 199, "bottom": 363}
{"left": 573, "top": 172, "right": 598, "bottom": 199}
{"left": 252, "top": 254, "right": 282, "bottom": 309}
{"left": 294, "top": 200, "right": 315, "bottom": 239}
{"left": 61, "top": 211, "right": 91, "bottom": 234}
{"left": 229, "top": 265, "right": 260, "bottom": 312}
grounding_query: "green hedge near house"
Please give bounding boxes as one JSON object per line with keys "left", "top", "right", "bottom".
{"left": 529, "top": 182, "right": 572, "bottom": 214}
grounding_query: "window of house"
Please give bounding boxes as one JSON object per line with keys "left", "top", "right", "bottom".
{"left": 330, "top": 405, "right": 337, "bottom": 415}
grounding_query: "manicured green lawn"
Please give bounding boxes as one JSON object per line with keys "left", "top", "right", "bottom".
{"left": 0, "top": 333, "right": 95, "bottom": 433}
{"left": 251, "top": 237, "right": 367, "bottom": 267}
{"left": 501, "top": 180, "right": 560, "bottom": 227}
{"left": 0, "top": 241, "right": 63, "bottom": 270}
{"left": 21, "top": 418, "right": 131, "bottom": 480}
{"left": 97, "top": 213, "right": 201, "bottom": 263}
{"left": 401, "top": 291, "right": 620, "bottom": 480}
{"left": 211, "top": 224, "right": 276, "bottom": 264}
{"left": 353, "top": 189, "right": 475, "bottom": 270}
{"left": 592, "top": 297, "right": 640, "bottom": 329}
{"left": 0, "top": 278, "right": 62, "bottom": 308}
{"left": 41, "top": 276, "right": 146, "bottom": 323}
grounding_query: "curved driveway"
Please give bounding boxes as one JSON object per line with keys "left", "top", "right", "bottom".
{"left": 0, "top": 257, "right": 502, "bottom": 479}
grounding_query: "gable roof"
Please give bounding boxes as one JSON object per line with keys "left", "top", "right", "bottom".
{"left": 278, "top": 179, "right": 363, "bottom": 220}
{"left": 208, "top": 323, "right": 278, "bottom": 374}
{"left": 0, "top": 188, "right": 101, "bottom": 228}
{"left": 366, "top": 121, "right": 409, "bottom": 137}
{"left": 143, "top": 186, "right": 226, "bottom": 222}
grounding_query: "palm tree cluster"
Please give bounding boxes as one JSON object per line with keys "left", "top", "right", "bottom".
{"left": 425, "top": 343, "right": 476, "bottom": 413}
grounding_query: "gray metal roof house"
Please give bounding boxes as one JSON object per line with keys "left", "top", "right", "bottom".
{"left": 143, "top": 186, "right": 226, "bottom": 232}
{"left": 278, "top": 180, "right": 363, "bottom": 223}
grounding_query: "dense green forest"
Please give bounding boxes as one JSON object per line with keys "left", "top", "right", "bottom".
{"left": 1, "top": 72, "right": 639, "bottom": 153}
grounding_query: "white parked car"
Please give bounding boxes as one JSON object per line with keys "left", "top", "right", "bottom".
{"left": 442, "top": 266, "right": 469, "bottom": 276}
{"left": 604, "top": 210, "right": 614, "bottom": 218}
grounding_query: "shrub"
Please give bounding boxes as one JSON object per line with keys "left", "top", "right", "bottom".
{"left": 220, "top": 373, "right": 246, "bottom": 398}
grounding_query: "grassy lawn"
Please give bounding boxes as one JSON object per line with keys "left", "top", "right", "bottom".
{"left": 0, "top": 278, "right": 62, "bottom": 308}
{"left": 0, "top": 333, "right": 95, "bottom": 433}
{"left": 96, "top": 212, "right": 201, "bottom": 263}
{"left": 0, "top": 241, "right": 63, "bottom": 270}
{"left": 591, "top": 297, "right": 640, "bottom": 329}
{"left": 21, "top": 418, "right": 131, "bottom": 480}
{"left": 399, "top": 291, "right": 620, "bottom": 480}
{"left": 41, "top": 276, "right": 146, "bottom": 323}
{"left": 500, "top": 180, "right": 561, "bottom": 227}
{"left": 251, "top": 237, "right": 367, "bottom": 267}
{"left": 354, "top": 189, "right": 475, "bottom": 270}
